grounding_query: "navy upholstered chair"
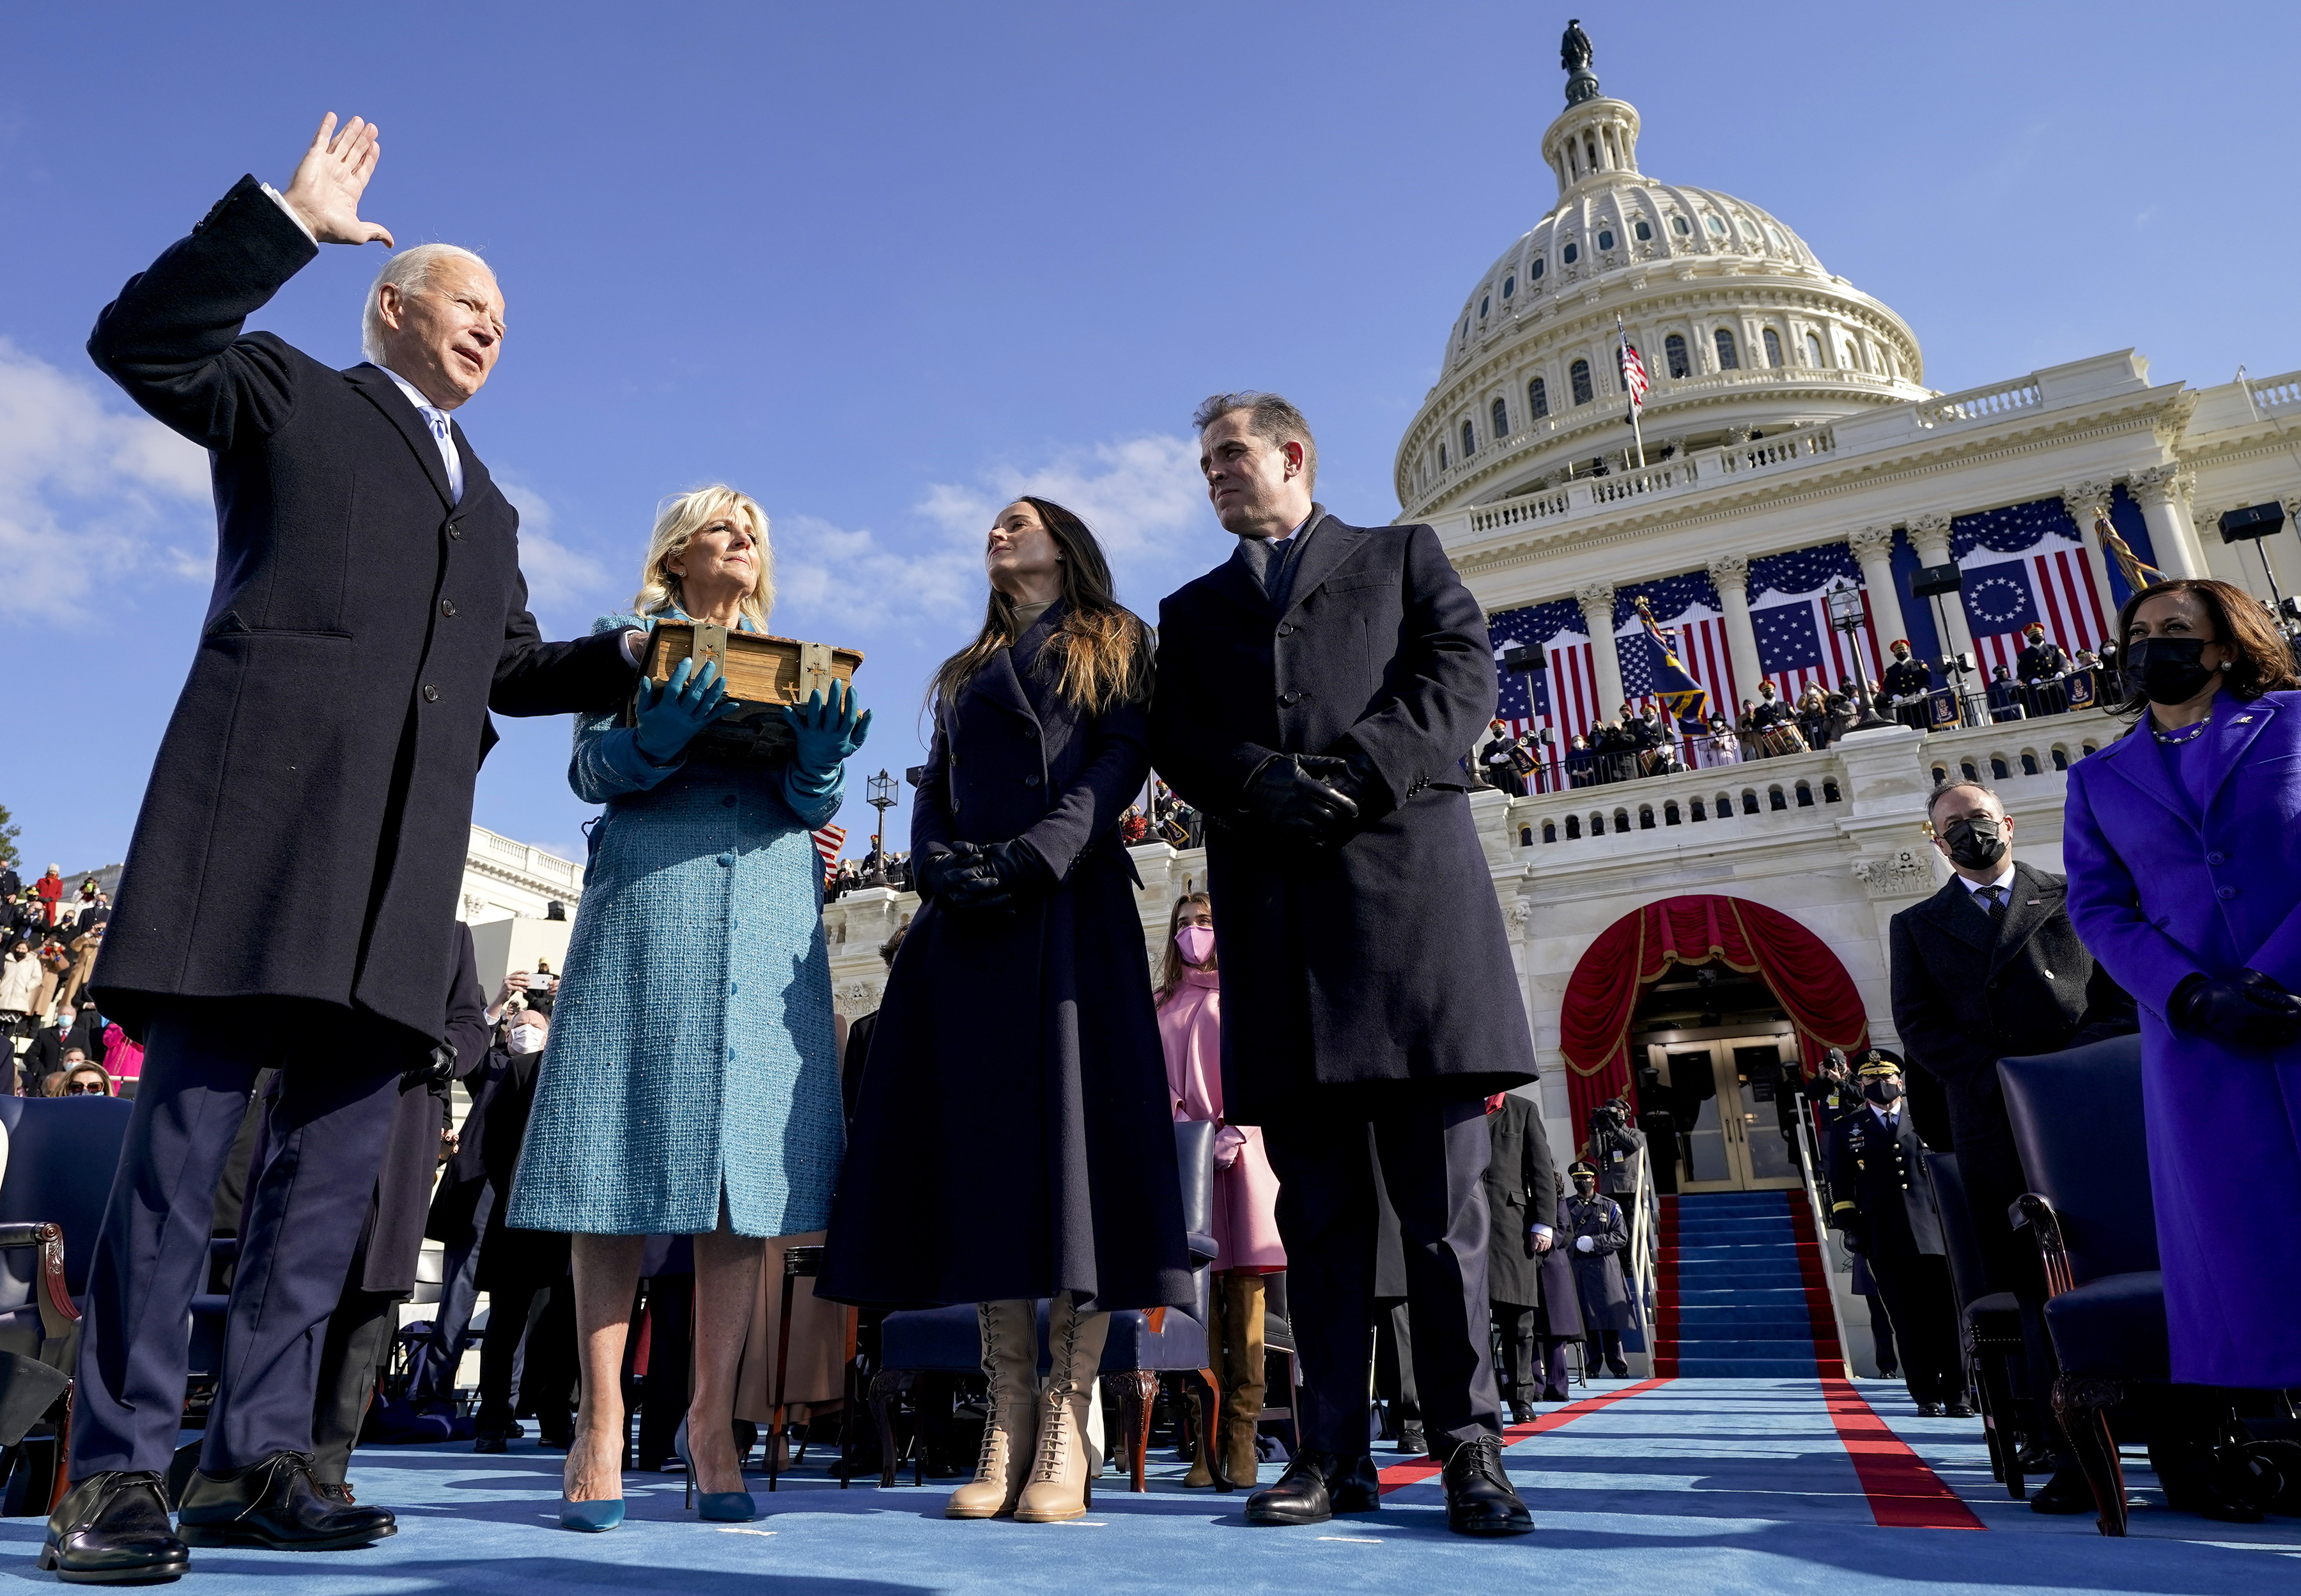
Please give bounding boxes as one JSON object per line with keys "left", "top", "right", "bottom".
{"left": 0, "top": 1094, "right": 132, "bottom": 1515}
{"left": 1998, "top": 1034, "right": 2162, "bottom": 1537}
{"left": 1922, "top": 1151, "right": 2029, "bottom": 1498}
{"left": 871, "top": 1119, "right": 1223, "bottom": 1492}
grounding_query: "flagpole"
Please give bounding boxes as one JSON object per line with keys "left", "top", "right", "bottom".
{"left": 1618, "top": 314, "right": 1647, "bottom": 471}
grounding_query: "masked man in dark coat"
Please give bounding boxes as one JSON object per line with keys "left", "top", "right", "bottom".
{"left": 45, "top": 117, "right": 638, "bottom": 1584}
{"left": 1481, "top": 1092, "right": 1561, "bottom": 1421}
{"left": 1562, "top": 1163, "right": 1632, "bottom": 1377}
{"left": 1149, "top": 392, "right": 1536, "bottom": 1537}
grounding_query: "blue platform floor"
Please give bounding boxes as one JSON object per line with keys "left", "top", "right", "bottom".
{"left": 11, "top": 1379, "right": 2298, "bottom": 1593}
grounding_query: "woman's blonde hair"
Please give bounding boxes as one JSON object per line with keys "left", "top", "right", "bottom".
{"left": 631, "top": 485, "right": 775, "bottom": 628}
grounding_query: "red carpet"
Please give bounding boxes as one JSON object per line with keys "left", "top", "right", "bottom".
{"left": 1375, "top": 1376, "right": 1675, "bottom": 1494}
{"left": 1822, "top": 1377, "right": 1986, "bottom": 1530}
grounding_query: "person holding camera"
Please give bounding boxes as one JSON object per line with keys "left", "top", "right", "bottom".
{"left": 1583, "top": 1098, "right": 1646, "bottom": 1211}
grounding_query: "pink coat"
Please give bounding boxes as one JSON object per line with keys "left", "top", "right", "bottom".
{"left": 1158, "top": 970, "right": 1285, "bottom": 1271}
{"left": 102, "top": 1022, "right": 144, "bottom": 1081}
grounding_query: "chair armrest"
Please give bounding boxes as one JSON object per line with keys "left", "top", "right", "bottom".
{"left": 0, "top": 1221, "right": 81, "bottom": 1345}
{"left": 2012, "top": 1194, "right": 2075, "bottom": 1299}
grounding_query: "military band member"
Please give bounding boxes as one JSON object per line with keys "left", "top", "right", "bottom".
{"left": 1747, "top": 681, "right": 1790, "bottom": 732}
{"left": 1479, "top": 722, "right": 1524, "bottom": 796}
{"left": 1562, "top": 1161, "right": 1632, "bottom": 1378}
{"left": 1881, "top": 640, "right": 1936, "bottom": 730}
{"left": 1824, "top": 1051, "right": 1967, "bottom": 1416}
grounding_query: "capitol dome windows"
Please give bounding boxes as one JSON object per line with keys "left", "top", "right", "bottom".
{"left": 1714, "top": 329, "right": 1740, "bottom": 369}
{"left": 1502, "top": 274, "right": 1515, "bottom": 299}
{"left": 1806, "top": 332, "right": 1825, "bottom": 367}
{"left": 1634, "top": 219, "right": 1652, "bottom": 242}
{"left": 1765, "top": 224, "right": 1786, "bottom": 251}
{"left": 1762, "top": 328, "right": 1783, "bottom": 368}
{"left": 1528, "top": 376, "right": 1550, "bottom": 419}
{"left": 1530, "top": 257, "right": 1547, "bottom": 282}
{"left": 1739, "top": 219, "right": 1760, "bottom": 244}
{"left": 1704, "top": 214, "right": 1728, "bottom": 238}
{"left": 1570, "top": 359, "right": 1593, "bottom": 406}
{"left": 1461, "top": 420, "right": 1476, "bottom": 458}
{"left": 1562, "top": 240, "right": 1580, "bottom": 265}
{"left": 1480, "top": 295, "right": 1490, "bottom": 318}
{"left": 1597, "top": 228, "right": 1616, "bottom": 251}
{"left": 1491, "top": 398, "right": 1510, "bottom": 439}
{"left": 1664, "top": 334, "right": 1689, "bottom": 378}
{"left": 1671, "top": 215, "right": 1691, "bottom": 237}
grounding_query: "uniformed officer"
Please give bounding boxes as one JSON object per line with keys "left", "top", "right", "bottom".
{"left": 1584, "top": 1097, "right": 1646, "bottom": 1206}
{"left": 1562, "top": 1161, "right": 1632, "bottom": 1378}
{"left": 1880, "top": 640, "right": 1936, "bottom": 731}
{"left": 1825, "top": 1051, "right": 1967, "bottom": 1416}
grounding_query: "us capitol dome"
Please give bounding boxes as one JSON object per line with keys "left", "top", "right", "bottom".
{"left": 1396, "top": 23, "right": 1932, "bottom": 519}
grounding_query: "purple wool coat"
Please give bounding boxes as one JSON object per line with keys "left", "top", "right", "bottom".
{"left": 2061, "top": 688, "right": 2301, "bottom": 1388}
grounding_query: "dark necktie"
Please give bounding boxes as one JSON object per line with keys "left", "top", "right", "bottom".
{"left": 1236, "top": 536, "right": 1282, "bottom": 597}
{"left": 1983, "top": 885, "right": 2008, "bottom": 924}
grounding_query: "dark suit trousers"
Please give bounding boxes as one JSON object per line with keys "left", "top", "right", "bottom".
{"left": 1263, "top": 1097, "right": 1501, "bottom": 1455}
{"left": 69, "top": 1000, "right": 406, "bottom": 1478}
{"left": 1868, "top": 1243, "right": 1961, "bottom": 1404}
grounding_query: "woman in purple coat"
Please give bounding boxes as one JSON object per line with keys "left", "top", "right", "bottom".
{"left": 2061, "top": 577, "right": 2301, "bottom": 1389}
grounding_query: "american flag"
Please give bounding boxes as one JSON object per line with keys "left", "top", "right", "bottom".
{"left": 1949, "top": 497, "right": 2111, "bottom": 674}
{"left": 812, "top": 824, "right": 846, "bottom": 887}
{"left": 1619, "top": 339, "right": 1648, "bottom": 407}
{"left": 1490, "top": 598, "right": 1593, "bottom": 782}
{"left": 1746, "top": 543, "right": 1883, "bottom": 704}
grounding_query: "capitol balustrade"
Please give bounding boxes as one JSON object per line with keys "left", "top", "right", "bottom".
{"left": 1466, "top": 422, "right": 1838, "bottom": 532}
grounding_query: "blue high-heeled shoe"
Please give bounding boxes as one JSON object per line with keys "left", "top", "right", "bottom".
{"left": 675, "top": 1420, "right": 757, "bottom": 1523}
{"left": 559, "top": 1498, "right": 625, "bottom": 1533}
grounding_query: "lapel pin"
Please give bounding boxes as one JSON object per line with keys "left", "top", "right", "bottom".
{"left": 2026, "top": 899, "right": 2041, "bottom": 906}
{"left": 2236, "top": 715, "right": 2254, "bottom": 724}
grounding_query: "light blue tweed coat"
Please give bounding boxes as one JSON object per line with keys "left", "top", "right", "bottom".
{"left": 506, "top": 612, "right": 847, "bottom": 1238}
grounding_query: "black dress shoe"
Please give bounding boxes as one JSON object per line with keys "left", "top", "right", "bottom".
{"left": 1944, "top": 1400, "right": 1975, "bottom": 1420}
{"left": 40, "top": 1471, "right": 189, "bottom": 1585}
{"left": 1441, "top": 1434, "right": 1535, "bottom": 1537}
{"left": 472, "top": 1430, "right": 508, "bottom": 1455}
{"left": 1507, "top": 1401, "right": 1535, "bottom": 1425}
{"left": 2029, "top": 1463, "right": 2102, "bottom": 1515}
{"left": 1916, "top": 1402, "right": 1946, "bottom": 1418}
{"left": 2014, "top": 1435, "right": 2061, "bottom": 1473}
{"left": 1397, "top": 1420, "right": 1428, "bottom": 1457}
{"left": 1244, "top": 1451, "right": 1380, "bottom": 1526}
{"left": 177, "top": 1452, "right": 396, "bottom": 1551}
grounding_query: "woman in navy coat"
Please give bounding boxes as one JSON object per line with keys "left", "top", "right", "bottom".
{"left": 2061, "top": 577, "right": 2301, "bottom": 1390}
{"left": 823, "top": 497, "right": 1189, "bottom": 1525}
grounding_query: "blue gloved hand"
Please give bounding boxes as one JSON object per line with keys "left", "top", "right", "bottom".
{"left": 633, "top": 656, "right": 734, "bottom": 764}
{"left": 782, "top": 679, "right": 871, "bottom": 776}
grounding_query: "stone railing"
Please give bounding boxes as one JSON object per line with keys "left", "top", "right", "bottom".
{"left": 1915, "top": 377, "right": 2041, "bottom": 430}
{"left": 1457, "top": 422, "right": 1834, "bottom": 534}
{"left": 2251, "top": 369, "right": 2301, "bottom": 412}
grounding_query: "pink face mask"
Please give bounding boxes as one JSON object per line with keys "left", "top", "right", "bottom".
{"left": 1174, "top": 925, "right": 1216, "bottom": 966}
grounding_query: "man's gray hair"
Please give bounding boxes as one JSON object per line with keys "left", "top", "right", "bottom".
{"left": 1191, "top": 391, "right": 1317, "bottom": 488}
{"left": 360, "top": 244, "right": 493, "bottom": 364}
{"left": 1924, "top": 778, "right": 2001, "bottom": 823}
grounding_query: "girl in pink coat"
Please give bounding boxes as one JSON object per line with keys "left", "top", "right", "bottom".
{"left": 1156, "top": 892, "right": 1283, "bottom": 1489}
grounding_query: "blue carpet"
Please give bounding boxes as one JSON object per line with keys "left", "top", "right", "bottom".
{"left": 12, "top": 1380, "right": 2296, "bottom": 1593}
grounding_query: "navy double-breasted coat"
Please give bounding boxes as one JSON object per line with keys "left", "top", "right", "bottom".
{"left": 84, "top": 177, "right": 633, "bottom": 1047}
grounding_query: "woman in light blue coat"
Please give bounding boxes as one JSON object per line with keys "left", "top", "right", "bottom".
{"left": 507, "top": 484, "right": 869, "bottom": 1529}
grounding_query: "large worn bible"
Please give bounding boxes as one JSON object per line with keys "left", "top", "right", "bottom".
{"left": 633, "top": 621, "right": 864, "bottom": 766}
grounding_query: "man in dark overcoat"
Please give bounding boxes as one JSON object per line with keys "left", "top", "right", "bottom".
{"left": 1825, "top": 1053, "right": 1965, "bottom": 1415}
{"left": 1148, "top": 392, "right": 1536, "bottom": 1537}
{"left": 45, "top": 117, "right": 637, "bottom": 1583}
{"left": 1481, "top": 1092, "right": 1563, "bottom": 1421}
{"left": 1561, "top": 1163, "right": 1632, "bottom": 1377}
{"left": 1890, "top": 779, "right": 2132, "bottom": 1496}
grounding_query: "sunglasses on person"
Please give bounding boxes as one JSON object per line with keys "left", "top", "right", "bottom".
{"left": 64, "top": 1080, "right": 108, "bottom": 1095}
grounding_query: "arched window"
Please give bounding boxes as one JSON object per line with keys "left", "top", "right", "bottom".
{"left": 2020, "top": 752, "right": 2041, "bottom": 776}
{"left": 1540, "top": 821, "right": 1556, "bottom": 843}
{"left": 1690, "top": 797, "right": 1707, "bottom": 821}
{"left": 1806, "top": 332, "right": 1824, "bottom": 367}
{"left": 1822, "top": 779, "right": 1842, "bottom": 802}
{"left": 1638, "top": 806, "right": 1656, "bottom": 830}
{"left": 1664, "top": 801, "right": 1681, "bottom": 826}
{"left": 1634, "top": 218, "right": 1653, "bottom": 241}
{"left": 1564, "top": 814, "right": 1581, "bottom": 839}
{"left": 1671, "top": 215, "right": 1691, "bottom": 236}
{"left": 1714, "top": 328, "right": 1740, "bottom": 370}
{"left": 1762, "top": 328, "right": 1783, "bottom": 368}
{"left": 1846, "top": 343, "right": 1861, "bottom": 369}
{"left": 1562, "top": 240, "right": 1580, "bottom": 264}
{"left": 1990, "top": 756, "right": 2010, "bottom": 780}
{"left": 1664, "top": 334, "right": 1689, "bottom": 379}
{"left": 1767, "top": 786, "right": 1788, "bottom": 812}
{"left": 1491, "top": 398, "right": 1509, "bottom": 439}
{"left": 1479, "top": 295, "right": 1489, "bottom": 318}
{"left": 1531, "top": 257, "right": 1546, "bottom": 281}
{"left": 1528, "top": 376, "right": 1549, "bottom": 419}
{"left": 1597, "top": 228, "right": 1616, "bottom": 251}
{"left": 1740, "top": 789, "right": 1760, "bottom": 815}
{"left": 1570, "top": 359, "right": 1593, "bottom": 405}
{"left": 1438, "top": 442, "right": 1448, "bottom": 470}
{"left": 1794, "top": 780, "right": 1815, "bottom": 808}
{"left": 1460, "top": 420, "right": 1476, "bottom": 458}
{"left": 1502, "top": 274, "right": 1514, "bottom": 298}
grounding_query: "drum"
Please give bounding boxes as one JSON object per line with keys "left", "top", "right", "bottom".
{"left": 1758, "top": 724, "right": 1808, "bottom": 759}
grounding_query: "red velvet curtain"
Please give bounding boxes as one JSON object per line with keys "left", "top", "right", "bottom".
{"left": 1556, "top": 895, "right": 1870, "bottom": 1146}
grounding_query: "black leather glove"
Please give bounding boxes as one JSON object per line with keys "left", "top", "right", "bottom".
{"left": 1242, "top": 755, "right": 1359, "bottom": 848}
{"left": 918, "top": 844, "right": 993, "bottom": 904}
{"left": 1836, "top": 1216, "right": 1868, "bottom": 1256}
{"left": 954, "top": 839, "right": 1056, "bottom": 909}
{"left": 2170, "top": 969, "right": 2301, "bottom": 1050}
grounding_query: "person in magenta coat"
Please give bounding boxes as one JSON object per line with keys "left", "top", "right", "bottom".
{"left": 1156, "top": 890, "right": 1283, "bottom": 1488}
{"left": 2061, "top": 578, "right": 2301, "bottom": 1390}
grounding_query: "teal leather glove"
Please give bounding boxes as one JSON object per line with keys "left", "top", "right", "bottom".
{"left": 782, "top": 680, "right": 871, "bottom": 777}
{"left": 633, "top": 657, "right": 733, "bottom": 763}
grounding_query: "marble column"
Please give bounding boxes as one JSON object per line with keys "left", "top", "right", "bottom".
{"left": 1577, "top": 582, "right": 1626, "bottom": 713}
{"left": 2057, "top": 479, "right": 2124, "bottom": 629}
{"left": 1846, "top": 524, "right": 1909, "bottom": 650}
{"left": 2128, "top": 465, "right": 2210, "bottom": 580}
{"left": 1907, "top": 512, "right": 1976, "bottom": 665}
{"left": 1707, "top": 553, "right": 1765, "bottom": 703}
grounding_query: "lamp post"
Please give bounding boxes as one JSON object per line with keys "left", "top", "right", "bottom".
{"left": 864, "top": 768, "right": 896, "bottom": 887}
{"left": 1824, "top": 578, "right": 1894, "bottom": 732}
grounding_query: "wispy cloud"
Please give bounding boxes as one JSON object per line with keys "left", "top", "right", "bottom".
{"left": 495, "top": 476, "right": 616, "bottom": 630}
{"left": 0, "top": 339, "right": 212, "bottom": 617}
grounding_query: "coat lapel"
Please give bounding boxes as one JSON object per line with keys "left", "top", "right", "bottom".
{"left": 2093, "top": 720, "right": 2193, "bottom": 826}
{"left": 973, "top": 643, "right": 1040, "bottom": 729}
{"left": 345, "top": 364, "right": 454, "bottom": 511}
{"left": 1988, "top": 862, "right": 2061, "bottom": 975}
{"left": 1203, "top": 544, "right": 1278, "bottom": 621}
{"left": 2197, "top": 694, "right": 2275, "bottom": 818}
{"left": 1915, "top": 878, "right": 1994, "bottom": 953}
{"left": 1278, "top": 515, "right": 1368, "bottom": 622}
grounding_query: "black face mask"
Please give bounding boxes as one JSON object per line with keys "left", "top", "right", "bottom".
{"left": 2125, "top": 636, "right": 2219, "bottom": 706}
{"left": 1573, "top": 1177, "right": 1597, "bottom": 1195}
{"left": 1863, "top": 1079, "right": 1903, "bottom": 1105}
{"left": 1941, "top": 813, "right": 2008, "bottom": 871}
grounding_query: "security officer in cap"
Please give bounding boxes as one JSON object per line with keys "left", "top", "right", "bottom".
{"left": 1880, "top": 641, "right": 1935, "bottom": 731}
{"left": 1825, "top": 1050, "right": 1967, "bottom": 1416}
{"left": 1562, "top": 1161, "right": 1632, "bottom": 1378}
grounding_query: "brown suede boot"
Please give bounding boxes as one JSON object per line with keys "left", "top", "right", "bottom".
{"left": 945, "top": 1301, "right": 1039, "bottom": 1519}
{"left": 1013, "top": 1294, "right": 1110, "bottom": 1522}
{"left": 1221, "top": 1272, "right": 1268, "bottom": 1489}
{"left": 1183, "top": 1289, "right": 1225, "bottom": 1489}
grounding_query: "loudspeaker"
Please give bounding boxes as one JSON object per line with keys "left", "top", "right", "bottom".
{"left": 1501, "top": 642, "right": 1546, "bottom": 674}
{"left": 904, "top": 764, "right": 927, "bottom": 787}
{"left": 2219, "top": 502, "right": 2288, "bottom": 543}
{"left": 1910, "top": 562, "right": 1964, "bottom": 598}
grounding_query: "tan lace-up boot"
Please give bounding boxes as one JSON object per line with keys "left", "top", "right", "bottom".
{"left": 1220, "top": 1271, "right": 1268, "bottom": 1489}
{"left": 1012, "top": 1294, "right": 1110, "bottom": 1522}
{"left": 945, "top": 1300, "right": 1039, "bottom": 1519}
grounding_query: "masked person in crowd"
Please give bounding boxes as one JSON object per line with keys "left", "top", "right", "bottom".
{"left": 1562, "top": 1162, "right": 1631, "bottom": 1377}
{"left": 1825, "top": 1053, "right": 1964, "bottom": 1415}
{"left": 823, "top": 496, "right": 1191, "bottom": 1526}
{"left": 507, "top": 485, "right": 869, "bottom": 1531}
{"left": 1149, "top": 392, "right": 1537, "bottom": 1537}
{"left": 1891, "top": 779, "right": 2135, "bottom": 1506}
{"left": 2063, "top": 579, "right": 2301, "bottom": 1399}
{"left": 1881, "top": 640, "right": 1935, "bottom": 731}
{"left": 1156, "top": 892, "right": 1284, "bottom": 1489}
{"left": 1481, "top": 1090, "right": 1561, "bottom": 1421}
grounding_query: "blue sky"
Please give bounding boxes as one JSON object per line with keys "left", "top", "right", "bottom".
{"left": 4, "top": 1, "right": 2297, "bottom": 874}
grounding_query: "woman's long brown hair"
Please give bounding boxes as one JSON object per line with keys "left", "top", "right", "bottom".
{"left": 929, "top": 496, "right": 1152, "bottom": 716}
{"left": 2109, "top": 577, "right": 2299, "bottom": 720}
{"left": 1156, "top": 892, "right": 1214, "bottom": 1009}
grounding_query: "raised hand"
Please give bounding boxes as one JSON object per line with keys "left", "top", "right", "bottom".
{"left": 279, "top": 112, "right": 394, "bottom": 247}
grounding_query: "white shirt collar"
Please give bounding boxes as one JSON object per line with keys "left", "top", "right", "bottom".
{"left": 1270, "top": 505, "right": 1321, "bottom": 549}
{"left": 376, "top": 368, "right": 464, "bottom": 504}
{"left": 1956, "top": 863, "right": 2017, "bottom": 896}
